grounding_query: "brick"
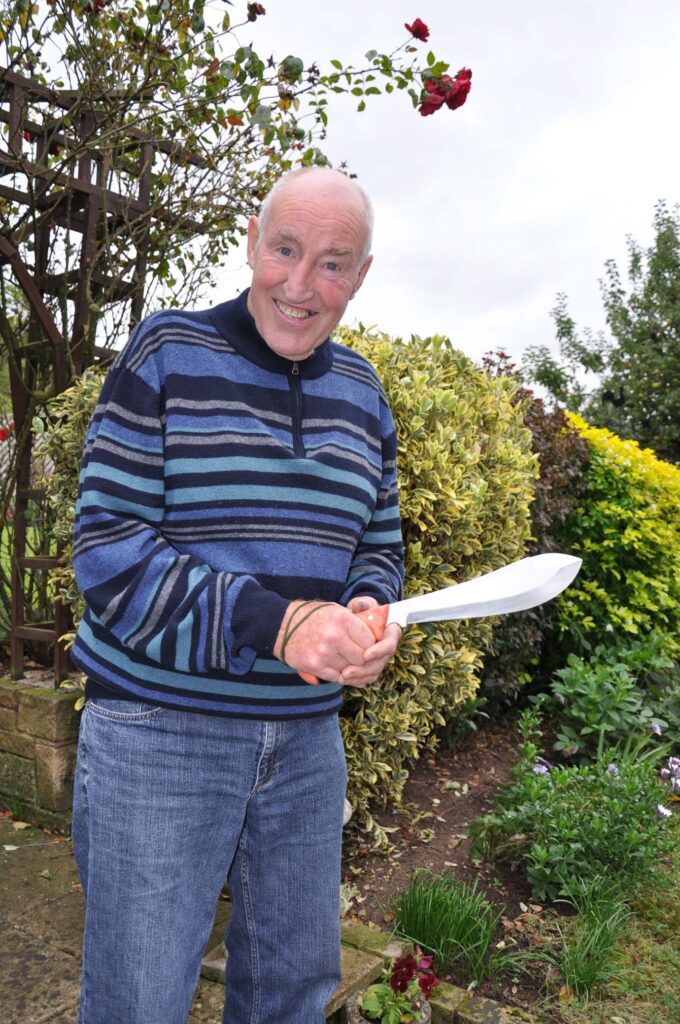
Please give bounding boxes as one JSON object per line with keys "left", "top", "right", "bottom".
{"left": 0, "top": 678, "right": 19, "bottom": 710}
{"left": 0, "top": 705, "right": 17, "bottom": 732}
{"left": 34, "top": 742, "right": 77, "bottom": 811}
{"left": 455, "top": 994, "right": 536, "bottom": 1023}
{"left": 327, "top": 944, "right": 384, "bottom": 1018}
{"left": 17, "top": 688, "right": 80, "bottom": 743}
{"left": 431, "top": 983, "right": 470, "bottom": 1023}
{"left": 0, "top": 725, "right": 35, "bottom": 759}
{"left": 340, "top": 922, "right": 408, "bottom": 960}
{"left": 0, "top": 750, "right": 36, "bottom": 803}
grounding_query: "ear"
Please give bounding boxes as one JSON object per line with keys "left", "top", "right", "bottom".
{"left": 350, "top": 254, "right": 373, "bottom": 299}
{"left": 246, "top": 216, "right": 260, "bottom": 268}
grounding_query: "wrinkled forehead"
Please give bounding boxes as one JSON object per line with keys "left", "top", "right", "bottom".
{"left": 260, "top": 174, "right": 372, "bottom": 258}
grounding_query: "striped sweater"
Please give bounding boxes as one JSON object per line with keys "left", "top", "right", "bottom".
{"left": 71, "top": 289, "right": 404, "bottom": 718}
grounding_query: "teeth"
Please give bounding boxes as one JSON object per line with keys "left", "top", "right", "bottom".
{"left": 276, "top": 300, "right": 314, "bottom": 319}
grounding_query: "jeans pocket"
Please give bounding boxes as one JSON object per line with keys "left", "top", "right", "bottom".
{"left": 86, "top": 696, "right": 165, "bottom": 722}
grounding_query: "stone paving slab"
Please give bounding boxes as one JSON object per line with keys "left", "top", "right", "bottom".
{"left": 455, "top": 993, "right": 536, "bottom": 1023}
{"left": 2, "top": 926, "right": 81, "bottom": 1024}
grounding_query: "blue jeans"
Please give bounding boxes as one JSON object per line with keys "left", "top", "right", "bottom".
{"left": 72, "top": 697, "right": 347, "bottom": 1024}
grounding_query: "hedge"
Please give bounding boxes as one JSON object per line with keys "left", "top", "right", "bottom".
{"left": 558, "top": 413, "right": 680, "bottom": 656}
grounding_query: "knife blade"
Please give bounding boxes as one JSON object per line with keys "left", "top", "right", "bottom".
{"left": 299, "top": 552, "right": 581, "bottom": 685}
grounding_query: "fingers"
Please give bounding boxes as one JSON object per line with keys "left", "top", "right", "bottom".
{"left": 275, "top": 600, "right": 377, "bottom": 683}
{"left": 339, "top": 622, "right": 402, "bottom": 688}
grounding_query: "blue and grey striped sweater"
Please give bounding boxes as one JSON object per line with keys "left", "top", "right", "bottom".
{"left": 71, "top": 289, "right": 404, "bottom": 718}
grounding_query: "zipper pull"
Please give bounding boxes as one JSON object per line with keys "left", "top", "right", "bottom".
{"left": 291, "top": 361, "right": 299, "bottom": 375}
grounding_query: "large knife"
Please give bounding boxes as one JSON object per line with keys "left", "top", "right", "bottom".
{"left": 299, "top": 552, "right": 581, "bottom": 685}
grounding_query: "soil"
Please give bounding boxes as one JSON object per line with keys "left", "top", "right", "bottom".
{"left": 342, "top": 716, "right": 559, "bottom": 1014}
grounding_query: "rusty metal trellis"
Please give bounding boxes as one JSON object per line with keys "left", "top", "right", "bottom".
{"left": 0, "top": 67, "right": 203, "bottom": 682}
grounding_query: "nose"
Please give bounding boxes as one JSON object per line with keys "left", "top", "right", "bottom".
{"left": 284, "top": 258, "right": 315, "bottom": 302}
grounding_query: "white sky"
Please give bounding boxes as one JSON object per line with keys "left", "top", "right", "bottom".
{"left": 208, "top": 0, "right": 680, "bottom": 367}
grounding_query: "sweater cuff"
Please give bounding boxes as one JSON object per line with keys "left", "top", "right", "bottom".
{"left": 341, "top": 580, "right": 396, "bottom": 607}
{"left": 230, "top": 579, "right": 291, "bottom": 657}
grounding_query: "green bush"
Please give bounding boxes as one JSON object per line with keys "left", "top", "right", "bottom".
{"left": 479, "top": 355, "right": 591, "bottom": 700}
{"left": 549, "top": 632, "right": 679, "bottom": 760}
{"left": 43, "top": 366, "right": 107, "bottom": 637}
{"left": 44, "top": 331, "right": 537, "bottom": 846}
{"left": 337, "top": 327, "right": 536, "bottom": 844}
{"left": 558, "top": 415, "right": 680, "bottom": 657}
{"left": 469, "top": 708, "right": 672, "bottom": 902}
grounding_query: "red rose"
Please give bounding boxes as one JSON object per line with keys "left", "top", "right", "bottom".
{"left": 419, "top": 90, "right": 446, "bottom": 116}
{"left": 405, "top": 18, "right": 429, "bottom": 42}
{"left": 418, "top": 67, "right": 472, "bottom": 116}
{"left": 446, "top": 76, "right": 472, "bottom": 110}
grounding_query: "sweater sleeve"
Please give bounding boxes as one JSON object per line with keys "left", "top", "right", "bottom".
{"left": 73, "top": 329, "right": 289, "bottom": 677}
{"left": 340, "top": 394, "right": 404, "bottom": 607}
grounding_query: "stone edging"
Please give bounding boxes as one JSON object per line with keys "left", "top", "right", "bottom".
{"left": 200, "top": 923, "right": 538, "bottom": 1022}
{"left": 339, "top": 922, "right": 536, "bottom": 1024}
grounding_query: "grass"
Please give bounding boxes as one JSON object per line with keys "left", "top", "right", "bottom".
{"left": 393, "top": 870, "right": 523, "bottom": 986}
{"left": 551, "top": 878, "right": 631, "bottom": 999}
{"left": 533, "top": 815, "right": 680, "bottom": 1024}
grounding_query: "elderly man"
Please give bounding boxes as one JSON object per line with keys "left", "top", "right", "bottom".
{"left": 70, "top": 166, "right": 404, "bottom": 1024}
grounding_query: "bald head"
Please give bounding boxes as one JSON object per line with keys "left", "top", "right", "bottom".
{"left": 256, "top": 166, "right": 374, "bottom": 264}
{"left": 245, "top": 165, "right": 374, "bottom": 362}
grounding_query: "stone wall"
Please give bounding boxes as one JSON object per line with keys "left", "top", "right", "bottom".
{"left": 0, "top": 678, "right": 80, "bottom": 830}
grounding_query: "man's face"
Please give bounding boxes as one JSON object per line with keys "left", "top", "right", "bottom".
{"left": 246, "top": 176, "right": 372, "bottom": 361}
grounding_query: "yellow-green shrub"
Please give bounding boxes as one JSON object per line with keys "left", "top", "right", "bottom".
{"left": 559, "top": 413, "right": 680, "bottom": 653}
{"left": 336, "top": 327, "right": 536, "bottom": 845}
{"left": 45, "top": 336, "right": 538, "bottom": 847}
{"left": 44, "top": 367, "right": 108, "bottom": 639}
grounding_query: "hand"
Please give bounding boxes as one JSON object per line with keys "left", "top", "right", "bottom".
{"left": 340, "top": 596, "right": 402, "bottom": 688}
{"left": 274, "top": 600, "right": 378, "bottom": 684}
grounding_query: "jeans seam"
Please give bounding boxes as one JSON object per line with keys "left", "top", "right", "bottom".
{"left": 86, "top": 704, "right": 164, "bottom": 722}
{"left": 238, "top": 826, "right": 260, "bottom": 1024}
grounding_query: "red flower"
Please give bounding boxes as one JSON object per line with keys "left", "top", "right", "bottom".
{"left": 389, "top": 953, "right": 418, "bottom": 993}
{"left": 446, "top": 67, "right": 472, "bottom": 109}
{"left": 405, "top": 18, "right": 429, "bottom": 42}
{"left": 418, "top": 972, "right": 440, "bottom": 999}
{"left": 0, "top": 428, "right": 9, "bottom": 442}
{"left": 418, "top": 67, "right": 472, "bottom": 116}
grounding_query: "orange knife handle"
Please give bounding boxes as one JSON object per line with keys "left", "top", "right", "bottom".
{"left": 356, "top": 603, "right": 390, "bottom": 642}
{"left": 299, "top": 671, "right": 320, "bottom": 686}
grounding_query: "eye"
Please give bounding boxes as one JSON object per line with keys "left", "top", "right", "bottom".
{"left": 278, "top": 245, "right": 293, "bottom": 257}
{"left": 324, "top": 261, "right": 339, "bottom": 272}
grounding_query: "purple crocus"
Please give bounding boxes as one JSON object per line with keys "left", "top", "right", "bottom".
{"left": 532, "top": 764, "right": 550, "bottom": 777}
{"left": 651, "top": 722, "right": 662, "bottom": 737}
{"left": 607, "top": 763, "right": 620, "bottom": 777}
{"left": 657, "top": 804, "right": 672, "bottom": 820}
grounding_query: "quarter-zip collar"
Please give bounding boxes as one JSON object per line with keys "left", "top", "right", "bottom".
{"left": 208, "top": 288, "right": 334, "bottom": 379}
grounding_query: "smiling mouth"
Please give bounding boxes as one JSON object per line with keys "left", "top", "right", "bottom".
{"left": 275, "top": 299, "right": 317, "bottom": 320}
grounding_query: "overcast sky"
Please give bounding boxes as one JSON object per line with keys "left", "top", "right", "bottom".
{"left": 209, "top": 0, "right": 680, "bottom": 368}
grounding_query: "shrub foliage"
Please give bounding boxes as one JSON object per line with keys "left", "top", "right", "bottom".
{"left": 337, "top": 327, "right": 536, "bottom": 844}
{"left": 558, "top": 414, "right": 680, "bottom": 656}
{"left": 480, "top": 357, "right": 590, "bottom": 698}
{"left": 470, "top": 708, "right": 671, "bottom": 901}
